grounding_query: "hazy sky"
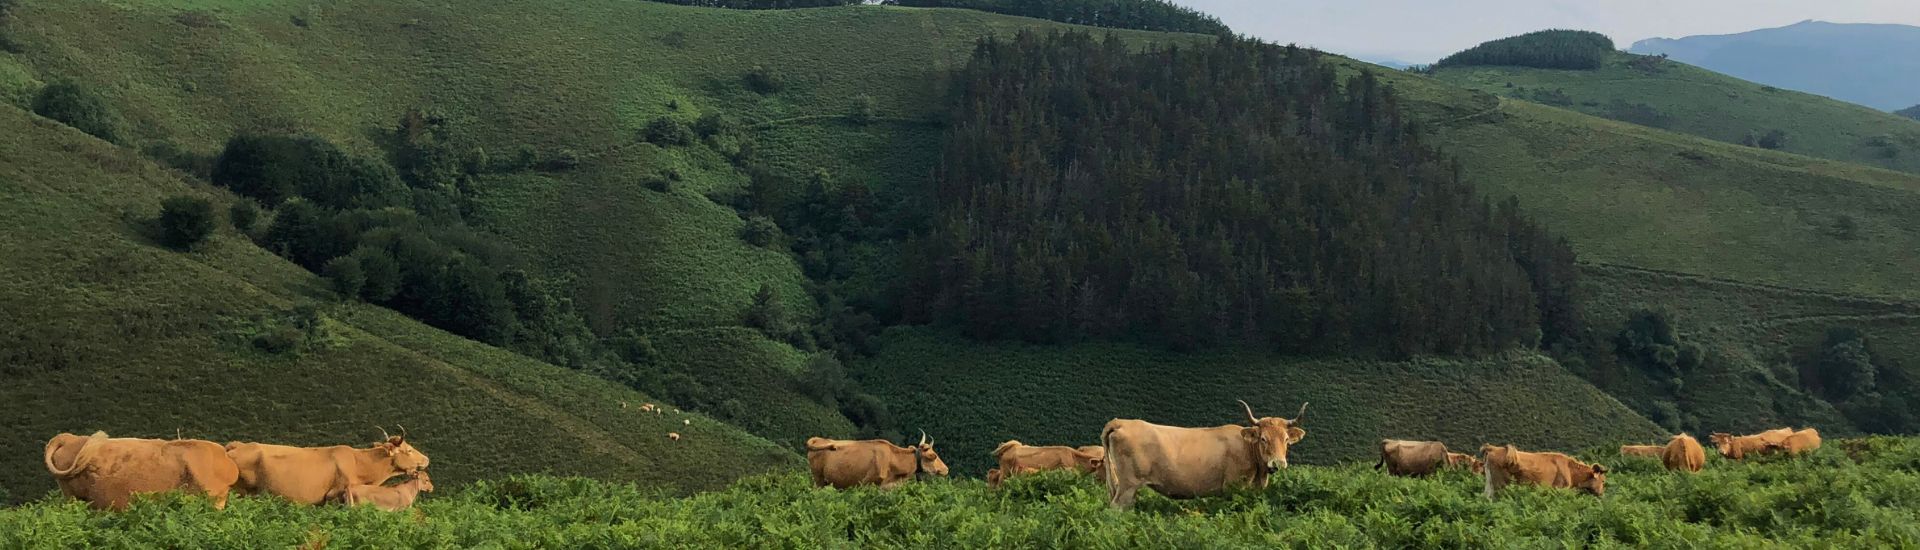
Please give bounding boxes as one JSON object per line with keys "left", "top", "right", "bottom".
{"left": 1167, "top": 0, "right": 1920, "bottom": 63}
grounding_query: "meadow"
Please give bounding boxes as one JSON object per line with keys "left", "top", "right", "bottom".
{"left": 5, "top": 438, "right": 1919, "bottom": 548}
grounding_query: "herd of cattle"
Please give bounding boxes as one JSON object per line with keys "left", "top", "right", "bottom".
{"left": 38, "top": 402, "right": 1825, "bottom": 513}
{"left": 803, "top": 401, "right": 1827, "bottom": 509}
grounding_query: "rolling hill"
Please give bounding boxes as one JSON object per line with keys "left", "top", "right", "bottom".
{"left": 1629, "top": 20, "right": 1920, "bottom": 112}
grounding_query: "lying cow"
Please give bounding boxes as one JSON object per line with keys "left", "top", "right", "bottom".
{"left": 1102, "top": 400, "right": 1307, "bottom": 510}
{"left": 1664, "top": 433, "right": 1705, "bottom": 473}
{"left": 225, "top": 429, "right": 429, "bottom": 505}
{"left": 1619, "top": 445, "right": 1665, "bottom": 458}
{"left": 1376, "top": 439, "right": 1478, "bottom": 477}
{"left": 1481, "top": 444, "right": 1606, "bottom": 499}
{"left": 805, "top": 432, "right": 950, "bottom": 489}
{"left": 44, "top": 431, "right": 240, "bottom": 511}
{"left": 1774, "top": 428, "right": 1821, "bottom": 455}
{"left": 987, "top": 441, "right": 1105, "bottom": 488}
{"left": 345, "top": 471, "right": 434, "bottom": 512}
{"left": 1708, "top": 428, "right": 1795, "bottom": 460}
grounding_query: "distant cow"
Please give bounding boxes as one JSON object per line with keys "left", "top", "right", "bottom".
{"left": 1481, "top": 444, "right": 1606, "bottom": 499}
{"left": 1446, "top": 452, "right": 1485, "bottom": 474}
{"left": 1619, "top": 445, "right": 1664, "bottom": 458}
{"left": 225, "top": 429, "right": 430, "bottom": 505}
{"left": 988, "top": 441, "right": 1104, "bottom": 488}
{"left": 805, "top": 432, "right": 950, "bottom": 489}
{"left": 1774, "top": 428, "right": 1822, "bottom": 455}
{"left": 43, "top": 432, "right": 240, "bottom": 511}
{"left": 1376, "top": 439, "right": 1455, "bottom": 477}
{"left": 1708, "top": 428, "right": 1795, "bottom": 460}
{"left": 1102, "top": 401, "right": 1307, "bottom": 510}
{"left": 344, "top": 471, "right": 434, "bottom": 512}
{"left": 1664, "top": 434, "right": 1706, "bottom": 473}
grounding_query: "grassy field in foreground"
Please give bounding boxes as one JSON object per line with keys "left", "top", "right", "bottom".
{"left": 6, "top": 438, "right": 1919, "bottom": 547}
{"left": 858, "top": 329, "right": 1664, "bottom": 473}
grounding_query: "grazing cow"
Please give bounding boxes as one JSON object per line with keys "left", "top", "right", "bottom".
{"left": 987, "top": 441, "right": 1104, "bottom": 487}
{"left": 1101, "top": 401, "right": 1307, "bottom": 510}
{"left": 1708, "top": 428, "right": 1795, "bottom": 460}
{"left": 1445, "top": 452, "right": 1485, "bottom": 474}
{"left": 1375, "top": 439, "right": 1452, "bottom": 477}
{"left": 43, "top": 432, "right": 240, "bottom": 511}
{"left": 1664, "top": 434, "right": 1706, "bottom": 473}
{"left": 344, "top": 471, "right": 434, "bottom": 512}
{"left": 225, "top": 430, "right": 429, "bottom": 505}
{"left": 1480, "top": 444, "right": 1606, "bottom": 498}
{"left": 805, "top": 432, "right": 950, "bottom": 489}
{"left": 1619, "top": 445, "right": 1665, "bottom": 458}
{"left": 1774, "top": 428, "right": 1822, "bottom": 455}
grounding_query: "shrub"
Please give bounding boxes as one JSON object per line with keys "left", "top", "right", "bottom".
{"left": 212, "top": 133, "right": 407, "bottom": 208}
{"left": 694, "top": 112, "right": 735, "bottom": 138}
{"left": 350, "top": 247, "right": 401, "bottom": 302}
{"left": 31, "top": 81, "right": 124, "bottom": 143}
{"left": 742, "top": 215, "right": 781, "bottom": 247}
{"left": 742, "top": 65, "right": 784, "bottom": 95}
{"left": 228, "top": 200, "right": 259, "bottom": 232}
{"left": 847, "top": 94, "right": 877, "bottom": 125}
{"left": 252, "top": 325, "right": 302, "bottom": 355}
{"left": 157, "top": 196, "right": 215, "bottom": 250}
{"left": 643, "top": 116, "right": 694, "bottom": 146}
{"left": 322, "top": 256, "right": 365, "bottom": 299}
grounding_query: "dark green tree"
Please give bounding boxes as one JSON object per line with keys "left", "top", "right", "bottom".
{"left": 157, "top": 196, "right": 215, "bottom": 250}
{"left": 32, "top": 81, "right": 124, "bottom": 143}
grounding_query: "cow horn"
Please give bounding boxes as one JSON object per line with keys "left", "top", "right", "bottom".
{"left": 377, "top": 425, "right": 391, "bottom": 441}
{"left": 397, "top": 424, "right": 409, "bottom": 441}
{"left": 918, "top": 430, "right": 929, "bottom": 448}
{"left": 1292, "top": 402, "right": 1310, "bottom": 424}
{"left": 1238, "top": 399, "right": 1259, "bottom": 424}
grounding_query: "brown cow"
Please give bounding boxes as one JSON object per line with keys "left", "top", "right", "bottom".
{"left": 1375, "top": 439, "right": 1451, "bottom": 477}
{"left": 344, "top": 471, "right": 434, "bottom": 512}
{"left": 225, "top": 430, "right": 429, "bottom": 505}
{"left": 805, "top": 432, "right": 950, "bottom": 489}
{"left": 1619, "top": 445, "right": 1665, "bottom": 458}
{"left": 1774, "top": 428, "right": 1822, "bottom": 455}
{"left": 1708, "top": 428, "right": 1795, "bottom": 460}
{"left": 1446, "top": 452, "right": 1485, "bottom": 474}
{"left": 1102, "top": 401, "right": 1307, "bottom": 510}
{"left": 1664, "top": 434, "right": 1706, "bottom": 473}
{"left": 43, "top": 432, "right": 240, "bottom": 511}
{"left": 987, "top": 441, "right": 1105, "bottom": 487}
{"left": 1480, "top": 444, "right": 1606, "bottom": 499}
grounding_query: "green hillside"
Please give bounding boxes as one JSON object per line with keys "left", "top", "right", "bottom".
{"left": 0, "top": 106, "right": 796, "bottom": 504}
{"left": 1430, "top": 51, "right": 1920, "bottom": 174}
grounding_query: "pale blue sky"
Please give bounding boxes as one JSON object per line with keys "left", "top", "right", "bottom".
{"left": 1168, "top": 0, "right": 1920, "bottom": 63}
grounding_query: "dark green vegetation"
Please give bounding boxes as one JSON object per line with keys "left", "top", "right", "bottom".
{"left": 1430, "top": 47, "right": 1920, "bottom": 174}
{"left": 30, "top": 80, "right": 121, "bottom": 143}
{"left": 887, "top": 0, "right": 1227, "bottom": 34}
{"left": 1435, "top": 30, "right": 1615, "bottom": 70}
{"left": 913, "top": 33, "right": 1575, "bottom": 355}
{"left": 8, "top": 439, "right": 1920, "bottom": 547}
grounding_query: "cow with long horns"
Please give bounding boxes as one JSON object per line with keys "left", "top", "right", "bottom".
{"left": 224, "top": 427, "right": 430, "bottom": 505}
{"left": 805, "top": 431, "right": 950, "bottom": 489}
{"left": 1100, "top": 400, "right": 1308, "bottom": 510}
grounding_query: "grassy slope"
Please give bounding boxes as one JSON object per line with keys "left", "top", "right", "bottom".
{"left": 0, "top": 106, "right": 797, "bottom": 503}
{"left": 859, "top": 329, "right": 1663, "bottom": 472}
{"left": 1431, "top": 52, "right": 1920, "bottom": 175}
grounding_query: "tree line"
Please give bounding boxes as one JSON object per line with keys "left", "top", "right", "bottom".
{"left": 900, "top": 31, "right": 1581, "bottom": 356}
{"left": 884, "top": 0, "right": 1228, "bottom": 34}
{"left": 1435, "top": 30, "right": 1615, "bottom": 70}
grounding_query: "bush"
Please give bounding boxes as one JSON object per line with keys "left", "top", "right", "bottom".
{"left": 350, "top": 247, "right": 401, "bottom": 302}
{"left": 643, "top": 116, "right": 694, "bottom": 146}
{"left": 322, "top": 256, "right": 365, "bottom": 299}
{"left": 742, "top": 215, "right": 781, "bottom": 248}
{"left": 742, "top": 65, "right": 784, "bottom": 95}
{"left": 212, "top": 133, "right": 407, "bottom": 208}
{"left": 847, "top": 94, "right": 877, "bottom": 125}
{"left": 228, "top": 200, "right": 259, "bottom": 232}
{"left": 157, "top": 196, "right": 215, "bottom": 250}
{"left": 694, "top": 112, "right": 736, "bottom": 138}
{"left": 251, "top": 326, "right": 302, "bottom": 355}
{"left": 31, "top": 81, "right": 124, "bottom": 143}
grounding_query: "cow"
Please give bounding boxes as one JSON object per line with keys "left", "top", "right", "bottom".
{"left": 1446, "top": 452, "right": 1485, "bottom": 474}
{"left": 805, "top": 431, "right": 950, "bottom": 489}
{"left": 985, "top": 467, "right": 1005, "bottom": 487}
{"left": 668, "top": 432, "right": 682, "bottom": 441}
{"left": 1376, "top": 439, "right": 1480, "bottom": 477}
{"left": 1619, "top": 445, "right": 1665, "bottom": 458}
{"left": 1664, "top": 433, "right": 1706, "bottom": 473}
{"left": 1708, "top": 428, "right": 1795, "bottom": 460}
{"left": 987, "top": 441, "right": 1105, "bottom": 488}
{"left": 1101, "top": 400, "right": 1307, "bottom": 510}
{"left": 224, "top": 429, "right": 429, "bottom": 505}
{"left": 344, "top": 471, "right": 433, "bottom": 512}
{"left": 43, "top": 431, "right": 240, "bottom": 511}
{"left": 1480, "top": 444, "right": 1606, "bottom": 499}
{"left": 1773, "top": 428, "right": 1822, "bottom": 455}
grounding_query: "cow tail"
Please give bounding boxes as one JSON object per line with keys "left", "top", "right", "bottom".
{"left": 44, "top": 431, "right": 107, "bottom": 478}
{"left": 1100, "top": 424, "right": 1121, "bottom": 489}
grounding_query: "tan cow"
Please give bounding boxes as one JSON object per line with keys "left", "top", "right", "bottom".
{"left": 1375, "top": 439, "right": 1451, "bottom": 477}
{"left": 1101, "top": 401, "right": 1307, "bottom": 510}
{"left": 344, "top": 471, "right": 434, "bottom": 512}
{"left": 1774, "top": 428, "right": 1822, "bottom": 455}
{"left": 1619, "top": 445, "right": 1665, "bottom": 458}
{"left": 1664, "top": 433, "right": 1706, "bottom": 473}
{"left": 225, "top": 430, "right": 429, "bottom": 505}
{"left": 1708, "top": 428, "right": 1795, "bottom": 460}
{"left": 1446, "top": 452, "right": 1485, "bottom": 474}
{"left": 43, "top": 432, "right": 240, "bottom": 511}
{"left": 987, "top": 441, "right": 1105, "bottom": 487}
{"left": 805, "top": 432, "right": 950, "bottom": 489}
{"left": 1480, "top": 444, "right": 1606, "bottom": 499}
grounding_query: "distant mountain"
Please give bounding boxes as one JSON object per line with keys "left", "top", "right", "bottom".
{"left": 1900, "top": 104, "right": 1920, "bottom": 121}
{"left": 1629, "top": 20, "right": 1920, "bottom": 111}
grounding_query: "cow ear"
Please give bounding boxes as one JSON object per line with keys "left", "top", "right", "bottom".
{"left": 1286, "top": 427, "right": 1306, "bottom": 444}
{"left": 1241, "top": 427, "right": 1260, "bottom": 441}
{"left": 1592, "top": 464, "right": 1607, "bottom": 474}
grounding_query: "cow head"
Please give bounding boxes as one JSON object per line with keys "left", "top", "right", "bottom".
{"left": 1579, "top": 464, "right": 1607, "bottom": 496}
{"left": 412, "top": 471, "right": 435, "bottom": 493}
{"left": 1708, "top": 433, "right": 1735, "bottom": 457}
{"left": 376, "top": 427, "right": 430, "bottom": 473}
{"left": 1239, "top": 400, "right": 1308, "bottom": 474}
{"left": 914, "top": 431, "right": 950, "bottom": 478}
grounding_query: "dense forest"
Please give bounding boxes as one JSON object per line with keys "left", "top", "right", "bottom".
{"left": 900, "top": 32, "right": 1580, "bottom": 356}
{"left": 1435, "top": 30, "right": 1615, "bottom": 70}
{"left": 886, "top": 0, "right": 1228, "bottom": 34}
